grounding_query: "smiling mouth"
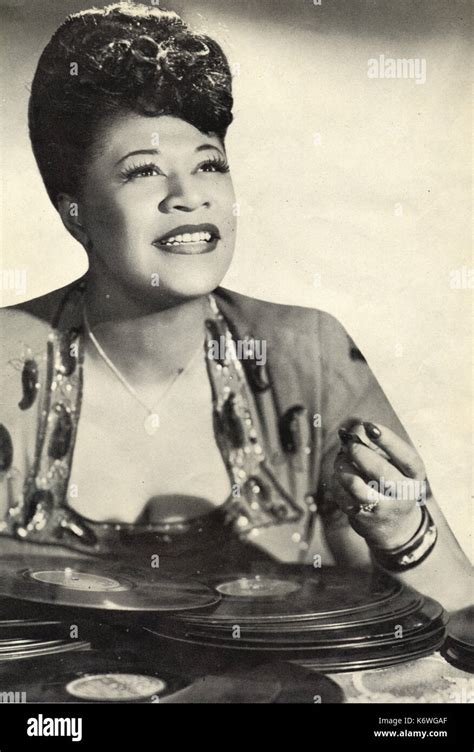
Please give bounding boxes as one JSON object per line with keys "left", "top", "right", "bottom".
{"left": 152, "top": 224, "right": 220, "bottom": 255}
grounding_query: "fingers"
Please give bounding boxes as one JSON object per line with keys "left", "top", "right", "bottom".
{"left": 361, "top": 422, "right": 426, "bottom": 479}
{"left": 340, "top": 440, "right": 407, "bottom": 486}
{"left": 339, "top": 421, "right": 390, "bottom": 460}
{"left": 333, "top": 421, "right": 428, "bottom": 549}
{"left": 333, "top": 454, "right": 370, "bottom": 515}
{"left": 334, "top": 451, "right": 426, "bottom": 508}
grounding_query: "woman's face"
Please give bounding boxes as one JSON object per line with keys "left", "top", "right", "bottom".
{"left": 79, "top": 114, "right": 236, "bottom": 306}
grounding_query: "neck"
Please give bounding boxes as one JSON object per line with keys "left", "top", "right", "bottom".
{"left": 82, "top": 270, "right": 210, "bottom": 385}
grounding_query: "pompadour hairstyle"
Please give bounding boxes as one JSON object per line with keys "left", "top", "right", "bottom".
{"left": 28, "top": 2, "right": 234, "bottom": 207}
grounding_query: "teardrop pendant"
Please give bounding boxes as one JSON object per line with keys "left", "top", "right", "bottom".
{"left": 144, "top": 413, "right": 160, "bottom": 436}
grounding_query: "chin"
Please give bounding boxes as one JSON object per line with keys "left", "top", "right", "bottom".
{"left": 120, "top": 248, "right": 233, "bottom": 305}
{"left": 126, "top": 271, "right": 224, "bottom": 306}
{"left": 161, "top": 276, "right": 224, "bottom": 301}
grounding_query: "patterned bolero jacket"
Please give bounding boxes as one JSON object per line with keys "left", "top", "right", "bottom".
{"left": 0, "top": 279, "right": 410, "bottom": 569}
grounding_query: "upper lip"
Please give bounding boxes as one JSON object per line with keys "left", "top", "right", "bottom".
{"left": 153, "top": 223, "right": 220, "bottom": 245}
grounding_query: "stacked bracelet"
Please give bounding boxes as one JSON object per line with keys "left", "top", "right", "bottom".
{"left": 371, "top": 504, "right": 438, "bottom": 572}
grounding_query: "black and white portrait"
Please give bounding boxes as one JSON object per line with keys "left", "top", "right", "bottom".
{"left": 0, "top": 0, "right": 471, "bottom": 720}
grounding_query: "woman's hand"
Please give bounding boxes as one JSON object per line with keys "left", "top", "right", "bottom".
{"left": 333, "top": 421, "right": 427, "bottom": 550}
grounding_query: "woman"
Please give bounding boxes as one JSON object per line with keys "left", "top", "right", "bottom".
{"left": 0, "top": 2, "right": 471, "bottom": 610}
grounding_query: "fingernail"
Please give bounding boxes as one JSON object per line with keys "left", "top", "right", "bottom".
{"left": 339, "top": 428, "right": 367, "bottom": 447}
{"left": 338, "top": 429, "right": 354, "bottom": 445}
{"left": 363, "top": 421, "right": 381, "bottom": 440}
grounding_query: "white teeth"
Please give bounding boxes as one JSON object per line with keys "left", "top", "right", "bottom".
{"left": 161, "top": 230, "right": 213, "bottom": 246}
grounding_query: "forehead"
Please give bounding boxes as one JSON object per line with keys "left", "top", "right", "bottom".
{"left": 95, "top": 114, "right": 223, "bottom": 161}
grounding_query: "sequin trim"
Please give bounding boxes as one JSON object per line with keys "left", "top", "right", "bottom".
{"left": 3, "top": 289, "right": 304, "bottom": 552}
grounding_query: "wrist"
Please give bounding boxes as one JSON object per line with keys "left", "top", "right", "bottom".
{"left": 360, "top": 504, "right": 423, "bottom": 551}
{"left": 380, "top": 504, "right": 424, "bottom": 551}
{"left": 370, "top": 504, "right": 438, "bottom": 572}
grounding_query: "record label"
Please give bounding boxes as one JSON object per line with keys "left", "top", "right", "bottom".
{"left": 66, "top": 674, "right": 167, "bottom": 701}
{"left": 216, "top": 576, "right": 301, "bottom": 599}
{"left": 29, "top": 569, "right": 127, "bottom": 592}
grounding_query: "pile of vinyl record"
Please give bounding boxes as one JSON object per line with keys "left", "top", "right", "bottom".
{"left": 443, "top": 606, "right": 474, "bottom": 673}
{"left": 0, "top": 584, "right": 201, "bottom": 702}
{"left": 0, "top": 608, "right": 91, "bottom": 662}
{"left": 0, "top": 556, "right": 450, "bottom": 676}
{"left": 149, "top": 565, "right": 448, "bottom": 672}
{"left": 0, "top": 554, "right": 221, "bottom": 697}
{"left": 0, "top": 639, "right": 343, "bottom": 703}
{"left": 0, "top": 556, "right": 343, "bottom": 703}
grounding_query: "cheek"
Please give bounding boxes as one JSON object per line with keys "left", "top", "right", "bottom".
{"left": 86, "top": 192, "right": 155, "bottom": 248}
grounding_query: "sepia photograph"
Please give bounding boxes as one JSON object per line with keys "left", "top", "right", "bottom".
{"left": 0, "top": 0, "right": 472, "bottom": 731}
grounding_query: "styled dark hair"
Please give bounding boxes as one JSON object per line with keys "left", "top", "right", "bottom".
{"left": 28, "top": 2, "right": 234, "bottom": 207}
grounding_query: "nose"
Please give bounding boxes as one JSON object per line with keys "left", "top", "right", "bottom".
{"left": 158, "top": 172, "right": 210, "bottom": 214}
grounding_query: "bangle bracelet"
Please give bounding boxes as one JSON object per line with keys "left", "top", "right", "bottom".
{"left": 371, "top": 504, "right": 438, "bottom": 572}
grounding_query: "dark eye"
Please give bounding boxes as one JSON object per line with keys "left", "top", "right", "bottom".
{"left": 133, "top": 166, "right": 161, "bottom": 178}
{"left": 197, "top": 156, "right": 230, "bottom": 174}
{"left": 120, "top": 163, "right": 163, "bottom": 181}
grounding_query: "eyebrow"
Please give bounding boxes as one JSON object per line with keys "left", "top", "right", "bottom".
{"left": 115, "top": 143, "right": 223, "bottom": 167}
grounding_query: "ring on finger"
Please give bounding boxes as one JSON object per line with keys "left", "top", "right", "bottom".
{"left": 358, "top": 500, "right": 379, "bottom": 514}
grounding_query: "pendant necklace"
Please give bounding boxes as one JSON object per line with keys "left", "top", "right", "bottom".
{"left": 83, "top": 307, "right": 204, "bottom": 436}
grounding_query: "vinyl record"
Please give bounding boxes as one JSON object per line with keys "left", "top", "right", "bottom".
{"left": 442, "top": 606, "right": 474, "bottom": 673}
{"left": 175, "top": 567, "right": 402, "bottom": 624}
{"left": 294, "top": 626, "right": 447, "bottom": 672}
{"left": 0, "top": 647, "right": 183, "bottom": 702}
{"left": 145, "top": 620, "right": 446, "bottom": 673}
{"left": 0, "top": 618, "right": 74, "bottom": 643}
{"left": 159, "top": 660, "right": 344, "bottom": 704}
{"left": 148, "top": 613, "right": 446, "bottom": 653}
{"left": 0, "top": 614, "right": 122, "bottom": 662}
{"left": 446, "top": 606, "right": 474, "bottom": 652}
{"left": 144, "top": 566, "right": 447, "bottom": 673}
{"left": 0, "top": 555, "right": 220, "bottom": 613}
{"left": 443, "top": 646, "right": 474, "bottom": 674}
{"left": 0, "top": 639, "right": 91, "bottom": 662}
{"left": 167, "top": 586, "right": 431, "bottom": 637}
{"left": 167, "top": 599, "right": 447, "bottom": 649}
{"left": 0, "top": 643, "right": 344, "bottom": 703}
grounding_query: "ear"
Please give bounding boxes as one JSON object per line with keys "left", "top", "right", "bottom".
{"left": 57, "top": 194, "right": 92, "bottom": 250}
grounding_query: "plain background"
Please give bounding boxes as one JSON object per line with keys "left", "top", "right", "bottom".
{"left": 0, "top": 0, "right": 472, "bottom": 559}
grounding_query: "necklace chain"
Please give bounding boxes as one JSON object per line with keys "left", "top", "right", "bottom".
{"left": 83, "top": 306, "right": 204, "bottom": 417}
